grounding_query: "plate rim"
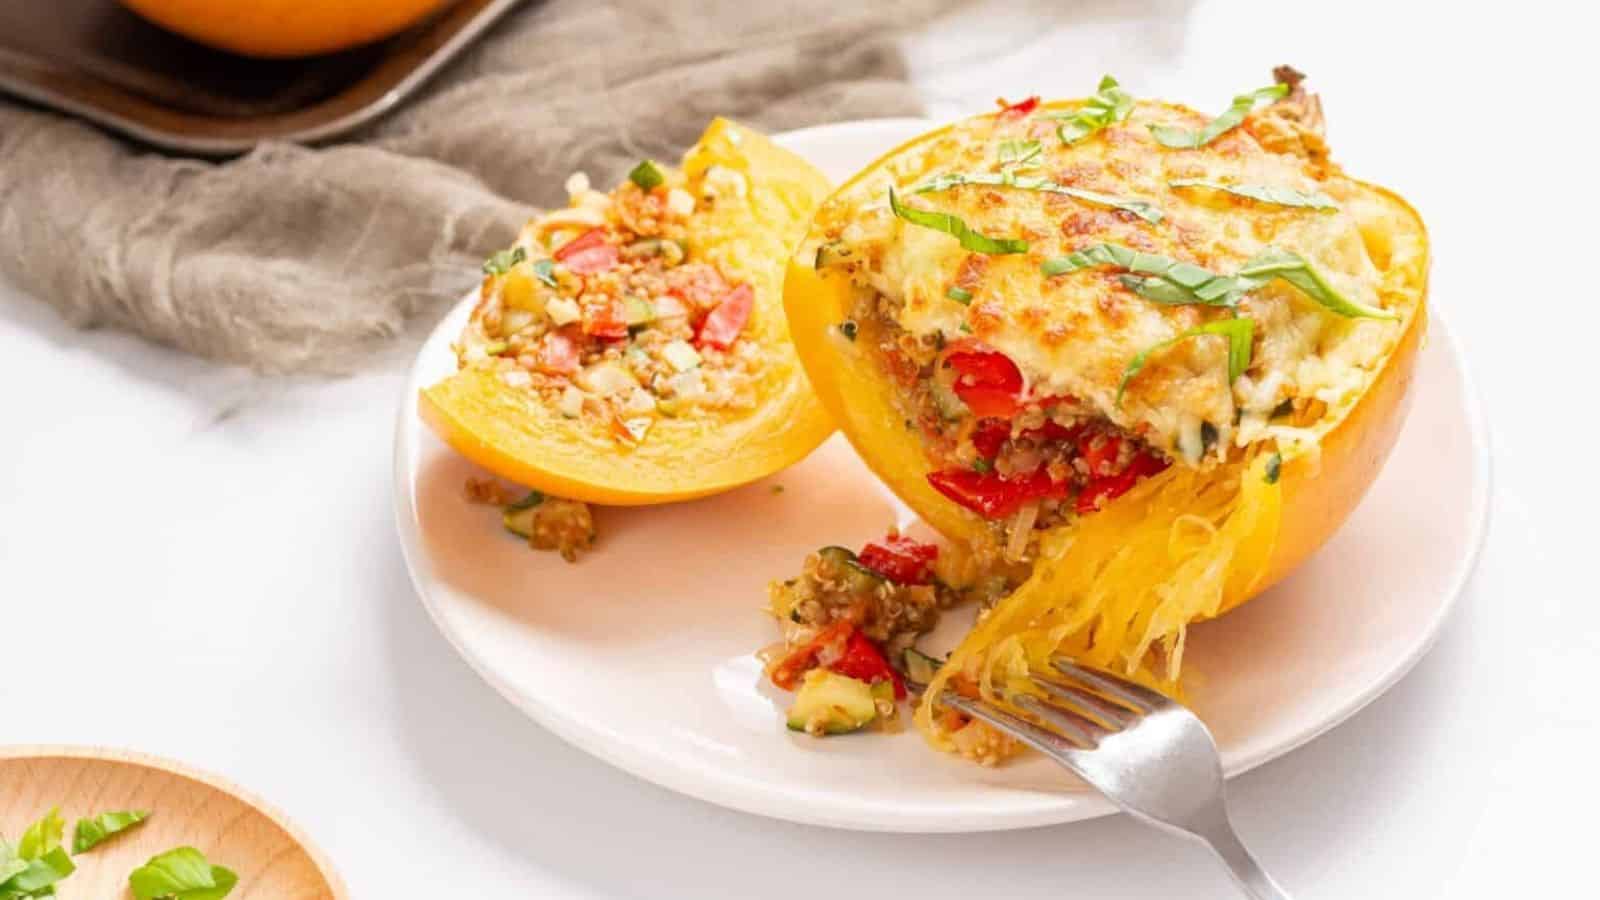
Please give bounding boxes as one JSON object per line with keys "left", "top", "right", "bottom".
{"left": 391, "top": 118, "right": 1491, "bottom": 833}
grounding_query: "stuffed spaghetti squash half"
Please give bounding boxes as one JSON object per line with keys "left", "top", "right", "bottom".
{"left": 421, "top": 118, "right": 834, "bottom": 506}
{"left": 780, "top": 71, "right": 1428, "bottom": 754}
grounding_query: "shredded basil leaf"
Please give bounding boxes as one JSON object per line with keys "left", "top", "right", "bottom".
{"left": 1, "top": 810, "right": 75, "bottom": 899}
{"left": 1118, "top": 317, "right": 1254, "bottom": 406}
{"left": 1237, "top": 249, "right": 1396, "bottom": 319}
{"left": 1265, "top": 452, "right": 1283, "bottom": 484}
{"left": 129, "top": 847, "right": 237, "bottom": 900}
{"left": 914, "top": 172, "right": 1163, "bottom": 224}
{"left": 1169, "top": 178, "right": 1338, "bottom": 211}
{"left": 481, "top": 246, "right": 527, "bottom": 276}
{"left": 1042, "top": 243, "right": 1241, "bottom": 304}
{"left": 958, "top": 322, "right": 973, "bottom": 334}
{"left": 997, "top": 139, "right": 1043, "bottom": 169}
{"left": 1149, "top": 83, "right": 1289, "bottom": 149}
{"left": 972, "top": 458, "right": 993, "bottom": 473}
{"left": 627, "top": 159, "right": 665, "bottom": 190}
{"left": 1044, "top": 243, "right": 1395, "bottom": 319}
{"left": 72, "top": 810, "right": 149, "bottom": 854}
{"left": 888, "top": 187, "right": 1028, "bottom": 255}
{"left": 946, "top": 286, "right": 973, "bottom": 304}
{"left": 530, "top": 258, "right": 557, "bottom": 287}
{"left": 1049, "top": 75, "right": 1134, "bottom": 145}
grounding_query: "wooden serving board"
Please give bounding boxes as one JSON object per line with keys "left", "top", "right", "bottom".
{"left": 0, "top": 747, "right": 344, "bottom": 899}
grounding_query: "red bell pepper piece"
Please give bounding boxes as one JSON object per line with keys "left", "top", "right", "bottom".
{"left": 927, "top": 467, "right": 1069, "bottom": 520}
{"left": 582, "top": 296, "right": 630, "bottom": 339}
{"left": 945, "top": 344, "right": 1024, "bottom": 418}
{"left": 554, "top": 227, "right": 619, "bottom": 274}
{"left": 999, "top": 96, "right": 1040, "bottom": 119}
{"left": 857, "top": 534, "right": 939, "bottom": 586}
{"left": 697, "top": 283, "right": 754, "bottom": 349}
{"left": 1075, "top": 450, "right": 1170, "bottom": 514}
{"left": 829, "top": 630, "right": 907, "bottom": 699}
{"left": 969, "top": 419, "right": 1011, "bottom": 460}
{"left": 1077, "top": 430, "right": 1124, "bottom": 476}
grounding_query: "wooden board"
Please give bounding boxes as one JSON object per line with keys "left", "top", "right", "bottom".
{"left": 0, "top": 746, "right": 344, "bottom": 899}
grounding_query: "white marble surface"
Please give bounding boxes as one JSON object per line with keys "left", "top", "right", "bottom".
{"left": 1, "top": 0, "right": 1593, "bottom": 896}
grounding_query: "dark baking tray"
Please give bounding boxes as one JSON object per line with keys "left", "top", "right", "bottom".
{"left": 0, "top": 0, "right": 521, "bottom": 155}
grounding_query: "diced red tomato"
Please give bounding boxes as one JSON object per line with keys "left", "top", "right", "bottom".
{"left": 927, "top": 467, "right": 1069, "bottom": 520}
{"left": 553, "top": 228, "right": 619, "bottom": 274}
{"left": 769, "top": 621, "right": 852, "bottom": 691}
{"left": 1077, "top": 430, "right": 1124, "bottom": 476}
{"left": 969, "top": 419, "right": 1011, "bottom": 460}
{"left": 582, "top": 296, "right": 629, "bottom": 339}
{"left": 697, "top": 282, "right": 753, "bottom": 349}
{"left": 665, "top": 262, "right": 730, "bottom": 310}
{"left": 535, "top": 332, "right": 580, "bottom": 375}
{"left": 998, "top": 96, "right": 1040, "bottom": 119}
{"left": 1075, "top": 450, "right": 1170, "bottom": 514}
{"left": 828, "top": 630, "right": 907, "bottom": 700}
{"left": 857, "top": 534, "right": 938, "bottom": 586}
{"left": 945, "top": 344, "right": 1024, "bottom": 418}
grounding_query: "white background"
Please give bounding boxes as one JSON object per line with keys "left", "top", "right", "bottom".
{"left": 2, "top": 1, "right": 1595, "bottom": 896}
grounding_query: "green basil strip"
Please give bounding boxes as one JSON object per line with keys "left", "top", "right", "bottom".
{"left": 1237, "top": 249, "right": 1397, "bottom": 319}
{"left": 888, "top": 187, "right": 1028, "bottom": 255}
{"left": 1264, "top": 452, "right": 1283, "bottom": 484}
{"left": 1118, "top": 317, "right": 1255, "bottom": 406}
{"left": 914, "top": 173, "right": 1162, "bottom": 224}
{"left": 997, "top": 139, "right": 1043, "bottom": 169}
{"left": 530, "top": 258, "right": 557, "bottom": 287}
{"left": 72, "top": 810, "right": 150, "bottom": 854}
{"left": 946, "top": 286, "right": 973, "bottom": 304}
{"left": 1169, "top": 178, "right": 1337, "bottom": 210}
{"left": 628, "top": 159, "right": 665, "bottom": 190}
{"left": 1049, "top": 75, "right": 1134, "bottom": 146}
{"left": 1149, "top": 83, "right": 1290, "bottom": 149}
{"left": 482, "top": 246, "right": 527, "bottom": 276}
{"left": 1042, "top": 243, "right": 1241, "bottom": 305}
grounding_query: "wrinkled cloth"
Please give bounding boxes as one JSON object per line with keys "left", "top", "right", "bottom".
{"left": 0, "top": 0, "right": 950, "bottom": 372}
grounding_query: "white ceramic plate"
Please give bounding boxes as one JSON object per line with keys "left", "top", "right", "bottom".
{"left": 393, "top": 119, "right": 1489, "bottom": 832}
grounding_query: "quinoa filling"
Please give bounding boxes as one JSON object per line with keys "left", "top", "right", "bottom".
{"left": 846, "top": 299, "right": 1171, "bottom": 560}
{"left": 455, "top": 163, "right": 766, "bottom": 446}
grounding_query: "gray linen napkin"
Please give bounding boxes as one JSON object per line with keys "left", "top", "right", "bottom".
{"left": 0, "top": 0, "right": 950, "bottom": 372}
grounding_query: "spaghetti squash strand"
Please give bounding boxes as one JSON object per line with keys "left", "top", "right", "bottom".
{"left": 915, "top": 454, "right": 1283, "bottom": 750}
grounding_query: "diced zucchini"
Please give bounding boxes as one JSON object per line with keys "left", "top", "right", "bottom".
{"left": 662, "top": 340, "right": 701, "bottom": 373}
{"left": 546, "top": 296, "right": 582, "bottom": 326}
{"left": 903, "top": 648, "right": 945, "bottom": 685}
{"left": 930, "top": 379, "right": 968, "bottom": 421}
{"left": 620, "top": 238, "right": 686, "bottom": 266}
{"left": 815, "top": 545, "right": 884, "bottom": 594}
{"left": 624, "top": 297, "right": 656, "bottom": 327}
{"left": 502, "top": 491, "right": 546, "bottom": 538}
{"left": 786, "top": 670, "right": 878, "bottom": 736}
{"left": 814, "top": 241, "right": 850, "bottom": 269}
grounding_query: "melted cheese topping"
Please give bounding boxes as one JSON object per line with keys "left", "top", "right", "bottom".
{"left": 809, "top": 99, "right": 1416, "bottom": 463}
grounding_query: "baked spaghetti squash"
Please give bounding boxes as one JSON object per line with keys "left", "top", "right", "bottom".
{"left": 780, "top": 70, "right": 1428, "bottom": 757}
{"left": 421, "top": 118, "right": 835, "bottom": 506}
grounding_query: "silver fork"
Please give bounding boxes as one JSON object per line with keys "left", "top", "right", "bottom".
{"left": 905, "top": 658, "right": 1290, "bottom": 899}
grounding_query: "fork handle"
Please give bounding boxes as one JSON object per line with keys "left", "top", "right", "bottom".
{"left": 1196, "top": 820, "right": 1292, "bottom": 900}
